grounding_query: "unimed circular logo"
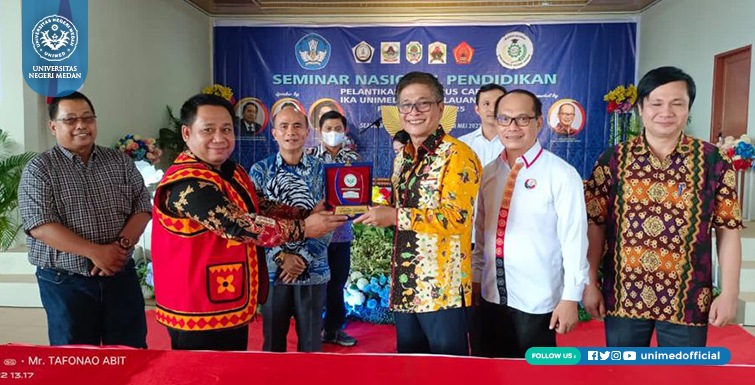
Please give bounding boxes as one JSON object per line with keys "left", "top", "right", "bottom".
{"left": 496, "top": 32, "right": 534, "bottom": 69}
{"left": 344, "top": 174, "right": 358, "bottom": 187}
{"left": 32, "top": 15, "right": 78, "bottom": 62}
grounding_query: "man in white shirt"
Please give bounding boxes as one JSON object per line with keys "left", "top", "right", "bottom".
{"left": 458, "top": 84, "right": 507, "bottom": 168}
{"left": 472, "top": 89, "right": 589, "bottom": 358}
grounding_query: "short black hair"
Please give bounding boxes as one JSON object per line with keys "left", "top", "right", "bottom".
{"left": 242, "top": 102, "right": 258, "bottom": 113}
{"left": 180, "top": 93, "right": 235, "bottom": 127}
{"left": 49, "top": 91, "right": 95, "bottom": 120}
{"left": 475, "top": 84, "right": 507, "bottom": 105}
{"left": 494, "top": 89, "right": 543, "bottom": 118}
{"left": 395, "top": 72, "right": 444, "bottom": 103}
{"left": 319, "top": 110, "right": 347, "bottom": 129}
{"left": 637, "top": 66, "right": 696, "bottom": 109}
{"left": 393, "top": 130, "right": 411, "bottom": 145}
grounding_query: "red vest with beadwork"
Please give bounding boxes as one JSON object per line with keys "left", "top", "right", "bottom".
{"left": 151, "top": 153, "right": 267, "bottom": 331}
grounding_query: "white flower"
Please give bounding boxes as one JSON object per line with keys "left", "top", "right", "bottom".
{"left": 134, "top": 160, "right": 164, "bottom": 187}
{"left": 356, "top": 278, "right": 369, "bottom": 291}
{"left": 346, "top": 287, "right": 360, "bottom": 296}
{"left": 346, "top": 292, "right": 365, "bottom": 307}
{"left": 350, "top": 271, "right": 363, "bottom": 281}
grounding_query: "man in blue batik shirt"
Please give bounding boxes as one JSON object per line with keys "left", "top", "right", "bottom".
{"left": 250, "top": 106, "right": 333, "bottom": 352}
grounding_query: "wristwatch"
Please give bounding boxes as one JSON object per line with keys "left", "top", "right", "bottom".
{"left": 117, "top": 235, "right": 133, "bottom": 249}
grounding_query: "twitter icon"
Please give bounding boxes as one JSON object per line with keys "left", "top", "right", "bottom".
{"left": 599, "top": 351, "right": 610, "bottom": 360}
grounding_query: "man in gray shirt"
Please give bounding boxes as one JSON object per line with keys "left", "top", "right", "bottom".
{"left": 18, "top": 92, "right": 152, "bottom": 347}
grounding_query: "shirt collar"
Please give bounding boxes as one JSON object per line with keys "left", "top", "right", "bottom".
{"left": 184, "top": 150, "right": 236, "bottom": 178}
{"left": 275, "top": 151, "right": 309, "bottom": 169}
{"left": 630, "top": 131, "right": 693, "bottom": 156}
{"left": 502, "top": 141, "right": 543, "bottom": 169}
{"left": 404, "top": 126, "right": 446, "bottom": 159}
{"left": 56, "top": 143, "right": 99, "bottom": 162}
{"left": 470, "top": 127, "right": 501, "bottom": 143}
{"left": 318, "top": 143, "right": 349, "bottom": 160}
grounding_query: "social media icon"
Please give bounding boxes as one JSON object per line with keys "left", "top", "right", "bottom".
{"left": 611, "top": 351, "right": 622, "bottom": 360}
{"left": 599, "top": 351, "right": 610, "bottom": 360}
{"left": 623, "top": 351, "right": 636, "bottom": 360}
{"left": 588, "top": 351, "right": 599, "bottom": 360}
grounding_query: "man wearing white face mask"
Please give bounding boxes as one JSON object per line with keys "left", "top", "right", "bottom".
{"left": 307, "top": 110, "right": 360, "bottom": 346}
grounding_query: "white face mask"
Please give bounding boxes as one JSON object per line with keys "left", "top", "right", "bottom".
{"left": 322, "top": 131, "right": 345, "bottom": 147}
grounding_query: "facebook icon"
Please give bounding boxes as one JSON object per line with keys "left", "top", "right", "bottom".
{"left": 588, "top": 351, "right": 599, "bottom": 360}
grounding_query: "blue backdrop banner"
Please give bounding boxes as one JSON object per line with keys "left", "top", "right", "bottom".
{"left": 22, "top": 0, "right": 88, "bottom": 97}
{"left": 214, "top": 22, "right": 636, "bottom": 178}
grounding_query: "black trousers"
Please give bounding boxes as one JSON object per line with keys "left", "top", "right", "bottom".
{"left": 394, "top": 307, "right": 470, "bottom": 356}
{"left": 167, "top": 325, "right": 248, "bottom": 351}
{"left": 324, "top": 241, "right": 351, "bottom": 334}
{"left": 478, "top": 300, "right": 556, "bottom": 358}
{"left": 262, "top": 283, "right": 327, "bottom": 352}
{"left": 604, "top": 316, "right": 708, "bottom": 347}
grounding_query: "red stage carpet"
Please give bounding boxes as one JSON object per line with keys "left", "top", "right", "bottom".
{"left": 145, "top": 310, "right": 755, "bottom": 364}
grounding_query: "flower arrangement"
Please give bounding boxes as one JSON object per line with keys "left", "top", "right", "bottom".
{"left": 132, "top": 246, "right": 154, "bottom": 298}
{"left": 202, "top": 84, "right": 236, "bottom": 105}
{"left": 604, "top": 84, "right": 637, "bottom": 114}
{"left": 346, "top": 224, "right": 395, "bottom": 324}
{"left": 115, "top": 134, "right": 162, "bottom": 165}
{"left": 604, "top": 84, "right": 640, "bottom": 145}
{"left": 717, "top": 135, "right": 755, "bottom": 171}
{"left": 344, "top": 271, "right": 393, "bottom": 324}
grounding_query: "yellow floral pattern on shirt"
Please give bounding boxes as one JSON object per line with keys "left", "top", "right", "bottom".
{"left": 391, "top": 128, "right": 482, "bottom": 313}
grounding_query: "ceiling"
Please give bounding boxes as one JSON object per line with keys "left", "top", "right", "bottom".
{"left": 185, "top": 0, "right": 661, "bottom": 16}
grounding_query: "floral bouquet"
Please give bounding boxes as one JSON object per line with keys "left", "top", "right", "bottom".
{"left": 344, "top": 271, "right": 393, "bottom": 324}
{"left": 202, "top": 84, "right": 236, "bottom": 105}
{"left": 346, "top": 224, "right": 394, "bottom": 324}
{"left": 717, "top": 135, "right": 755, "bottom": 171}
{"left": 116, "top": 134, "right": 162, "bottom": 165}
{"left": 604, "top": 84, "right": 640, "bottom": 145}
{"left": 604, "top": 84, "right": 637, "bottom": 114}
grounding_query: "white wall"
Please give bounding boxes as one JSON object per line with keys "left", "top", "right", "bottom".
{"left": 639, "top": 0, "right": 755, "bottom": 141}
{"left": 87, "top": 0, "right": 212, "bottom": 149}
{"left": 0, "top": 0, "right": 212, "bottom": 154}
{"left": 0, "top": 1, "right": 44, "bottom": 152}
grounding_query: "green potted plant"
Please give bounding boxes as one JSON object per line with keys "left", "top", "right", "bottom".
{"left": 0, "top": 130, "right": 36, "bottom": 251}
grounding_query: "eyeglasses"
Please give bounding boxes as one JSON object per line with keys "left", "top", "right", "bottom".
{"left": 55, "top": 115, "right": 97, "bottom": 126}
{"left": 397, "top": 100, "right": 440, "bottom": 114}
{"left": 496, "top": 115, "right": 536, "bottom": 127}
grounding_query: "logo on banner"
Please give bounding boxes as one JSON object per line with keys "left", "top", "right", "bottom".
{"left": 428, "top": 42, "right": 447, "bottom": 64}
{"left": 295, "top": 33, "right": 331, "bottom": 70}
{"left": 352, "top": 41, "right": 374, "bottom": 63}
{"left": 381, "top": 42, "right": 400, "bottom": 64}
{"left": 32, "top": 15, "right": 78, "bottom": 61}
{"left": 497, "top": 32, "right": 534, "bottom": 69}
{"left": 453, "top": 41, "right": 474, "bottom": 64}
{"left": 406, "top": 41, "right": 422, "bottom": 64}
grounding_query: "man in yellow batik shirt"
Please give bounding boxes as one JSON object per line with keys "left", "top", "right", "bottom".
{"left": 355, "top": 72, "right": 482, "bottom": 356}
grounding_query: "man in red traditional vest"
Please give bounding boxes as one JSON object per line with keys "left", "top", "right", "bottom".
{"left": 151, "top": 94, "right": 347, "bottom": 351}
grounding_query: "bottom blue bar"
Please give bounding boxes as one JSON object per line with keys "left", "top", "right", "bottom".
{"left": 576, "top": 347, "right": 730, "bottom": 365}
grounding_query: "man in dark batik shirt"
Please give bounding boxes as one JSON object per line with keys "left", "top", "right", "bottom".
{"left": 151, "top": 94, "right": 347, "bottom": 351}
{"left": 583, "top": 67, "right": 742, "bottom": 347}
